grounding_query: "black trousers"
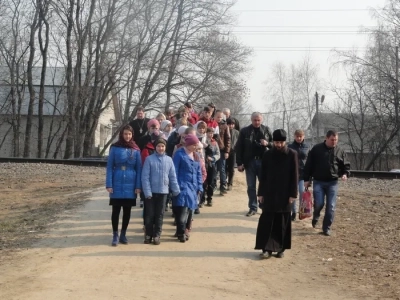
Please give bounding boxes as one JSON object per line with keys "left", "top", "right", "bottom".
{"left": 202, "top": 164, "right": 217, "bottom": 202}
{"left": 111, "top": 206, "right": 132, "bottom": 232}
{"left": 144, "top": 193, "right": 167, "bottom": 237}
{"left": 226, "top": 151, "right": 235, "bottom": 186}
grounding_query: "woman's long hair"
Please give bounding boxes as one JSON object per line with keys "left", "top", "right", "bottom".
{"left": 112, "top": 125, "right": 139, "bottom": 150}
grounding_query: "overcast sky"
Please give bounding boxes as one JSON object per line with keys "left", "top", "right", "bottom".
{"left": 231, "top": 0, "right": 387, "bottom": 113}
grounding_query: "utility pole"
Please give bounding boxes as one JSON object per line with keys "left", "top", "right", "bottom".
{"left": 396, "top": 45, "right": 400, "bottom": 165}
{"left": 315, "top": 92, "right": 319, "bottom": 140}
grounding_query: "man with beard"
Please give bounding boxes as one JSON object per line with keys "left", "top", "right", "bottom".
{"left": 129, "top": 106, "right": 150, "bottom": 144}
{"left": 255, "top": 129, "right": 298, "bottom": 259}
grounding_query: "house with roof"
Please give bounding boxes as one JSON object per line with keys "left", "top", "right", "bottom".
{"left": 0, "top": 66, "right": 120, "bottom": 158}
{"left": 306, "top": 112, "right": 399, "bottom": 171}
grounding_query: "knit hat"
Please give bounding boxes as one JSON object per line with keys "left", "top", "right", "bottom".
{"left": 273, "top": 129, "right": 287, "bottom": 141}
{"left": 160, "top": 120, "right": 172, "bottom": 131}
{"left": 177, "top": 126, "right": 189, "bottom": 135}
{"left": 184, "top": 134, "right": 200, "bottom": 146}
{"left": 147, "top": 119, "right": 160, "bottom": 129}
{"left": 153, "top": 138, "right": 167, "bottom": 147}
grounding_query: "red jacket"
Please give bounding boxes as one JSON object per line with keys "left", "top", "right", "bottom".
{"left": 141, "top": 142, "right": 155, "bottom": 165}
{"left": 199, "top": 117, "right": 218, "bottom": 129}
{"left": 188, "top": 112, "right": 199, "bottom": 125}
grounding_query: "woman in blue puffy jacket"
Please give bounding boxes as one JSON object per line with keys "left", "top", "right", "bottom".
{"left": 173, "top": 134, "right": 203, "bottom": 243}
{"left": 106, "top": 125, "right": 142, "bottom": 246}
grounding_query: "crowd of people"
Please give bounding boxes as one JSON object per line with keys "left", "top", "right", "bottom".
{"left": 105, "top": 103, "right": 350, "bottom": 260}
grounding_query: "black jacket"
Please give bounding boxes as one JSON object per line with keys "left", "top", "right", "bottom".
{"left": 257, "top": 147, "right": 299, "bottom": 212}
{"left": 129, "top": 118, "right": 150, "bottom": 144}
{"left": 303, "top": 142, "right": 350, "bottom": 182}
{"left": 166, "top": 131, "right": 180, "bottom": 157}
{"left": 288, "top": 140, "right": 310, "bottom": 180}
{"left": 235, "top": 124, "right": 272, "bottom": 167}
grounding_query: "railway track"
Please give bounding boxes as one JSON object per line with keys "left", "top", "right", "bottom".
{"left": 1, "top": 157, "right": 400, "bottom": 179}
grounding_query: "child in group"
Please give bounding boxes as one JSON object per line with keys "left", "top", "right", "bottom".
{"left": 161, "top": 120, "right": 174, "bottom": 140}
{"left": 172, "top": 127, "right": 196, "bottom": 157}
{"left": 201, "top": 127, "right": 220, "bottom": 207}
{"left": 173, "top": 134, "right": 203, "bottom": 243}
{"left": 141, "top": 138, "right": 180, "bottom": 245}
{"left": 193, "top": 141, "right": 207, "bottom": 215}
{"left": 106, "top": 125, "right": 142, "bottom": 246}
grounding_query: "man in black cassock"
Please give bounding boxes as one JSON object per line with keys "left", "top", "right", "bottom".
{"left": 255, "top": 129, "right": 298, "bottom": 259}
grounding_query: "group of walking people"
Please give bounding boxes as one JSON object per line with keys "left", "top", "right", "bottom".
{"left": 106, "top": 105, "right": 351, "bottom": 260}
{"left": 106, "top": 103, "right": 240, "bottom": 245}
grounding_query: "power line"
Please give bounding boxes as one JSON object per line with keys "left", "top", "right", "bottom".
{"left": 233, "top": 25, "right": 378, "bottom": 28}
{"left": 232, "top": 9, "right": 381, "bottom": 12}
{"left": 235, "top": 107, "right": 309, "bottom": 115}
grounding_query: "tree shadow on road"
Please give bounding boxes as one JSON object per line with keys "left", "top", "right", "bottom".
{"left": 73, "top": 250, "right": 260, "bottom": 260}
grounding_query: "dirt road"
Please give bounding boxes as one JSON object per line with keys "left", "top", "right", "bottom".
{"left": 0, "top": 173, "right": 381, "bottom": 299}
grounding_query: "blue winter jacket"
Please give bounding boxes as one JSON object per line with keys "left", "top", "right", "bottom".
{"left": 172, "top": 147, "right": 203, "bottom": 210}
{"left": 106, "top": 146, "right": 142, "bottom": 199}
{"left": 141, "top": 152, "right": 180, "bottom": 198}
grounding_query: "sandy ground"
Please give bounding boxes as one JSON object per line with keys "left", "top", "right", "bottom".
{"left": 0, "top": 172, "right": 387, "bottom": 300}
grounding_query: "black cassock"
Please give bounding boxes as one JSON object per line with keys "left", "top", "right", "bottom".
{"left": 255, "top": 147, "right": 298, "bottom": 252}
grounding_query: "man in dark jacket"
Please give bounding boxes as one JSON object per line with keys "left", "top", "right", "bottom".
{"left": 215, "top": 110, "right": 231, "bottom": 195}
{"left": 226, "top": 118, "right": 239, "bottom": 190}
{"left": 129, "top": 106, "right": 150, "bottom": 144}
{"left": 235, "top": 112, "right": 272, "bottom": 216}
{"left": 288, "top": 129, "right": 310, "bottom": 221}
{"left": 223, "top": 108, "right": 240, "bottom": 131}
{"left": 303, "top": 130, "right": 350, "bottom": 236}
{"left": 255, "top": 129, "right": 298, "bottom": 259}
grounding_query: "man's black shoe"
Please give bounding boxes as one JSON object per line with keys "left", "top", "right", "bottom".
{"left": 246, "top": 210, "right": 256, "bottom": 217}
{"left": 312, "top": 219, "right": 318, "bottom": 228}
{"left": 323, "top": 229, "right": 331, "bottom": 236}
{"left": 276, "top": 252, "right": 285, "bottom": 258}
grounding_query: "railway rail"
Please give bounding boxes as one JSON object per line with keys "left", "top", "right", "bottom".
{"left": 1, "top": 157, "right": 400, "bottom": 179}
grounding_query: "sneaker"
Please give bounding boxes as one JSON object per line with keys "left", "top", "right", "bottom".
{"left": 194, "top": 208, "right": 200, "bottom": 214}
{"left": 276, "top": 252, "right": 285, "bottom": 258}
{"left": 323, "top": 229, "right": 331, "bottom": 236}
{"left": 291, "top": 213, "right": 296, "bottom": 221}
{"left": 140, "top": 200, "right": 144, "bottom": 208}
{"left": 144, "top": 235, "right": 152, "bottom": 244}
{"left": 219, "top": 191, "right": 225, "bottom": 196}
{"left": 312, "top": 219, "right": 318, "bottom": 228}
{"left": 227, "top": 185, "right": 232, "bottom": 191}
{"left": 199, "top": 202, "right": 204, "bottom": 208}
{"left": 259, "top": 251, "right": 272, "bottom": 259}
{"left": 246, "top": 210, "right": 256, "bottom": 217}
{"left": 220, "top": 188, "right": 228, "bottom": 194}
{"left": 153, "top": 237, "right": 160, "bottom": 245}
{"left": 178, "top": 235, "right": 186, "bottom": 243}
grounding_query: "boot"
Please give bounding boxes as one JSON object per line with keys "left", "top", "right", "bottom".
{"left": 119, "top": 230, "right": 128, "bottom": 244}
{"left": 111, "top": 231, "right": 119, "bottom": 247}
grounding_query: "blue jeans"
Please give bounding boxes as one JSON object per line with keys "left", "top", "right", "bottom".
{"left": 174, "top": 206, "right": 189, "bottom": 236}
{"left": 313, "top": 180, "right": 338, "bottom": 231}
{"left": 217, "top": 155, "right": 227, "bottom": 190}
{"left": 292, "top": 180, "right": 304, "bottom": 214}
{"left": 245, "top": 159, "right": 262, "bottom": 211}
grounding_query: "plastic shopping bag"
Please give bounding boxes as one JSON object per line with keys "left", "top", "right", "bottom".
{"left": 299, "top": 189, "right": 313, "bottom": 220}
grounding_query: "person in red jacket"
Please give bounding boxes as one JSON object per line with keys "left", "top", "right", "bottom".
{"left": 184, "top": 102, "right": 199, "bottom": 125}
{"left": 199, "top": 106, "right": 219, "bottom": 134}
